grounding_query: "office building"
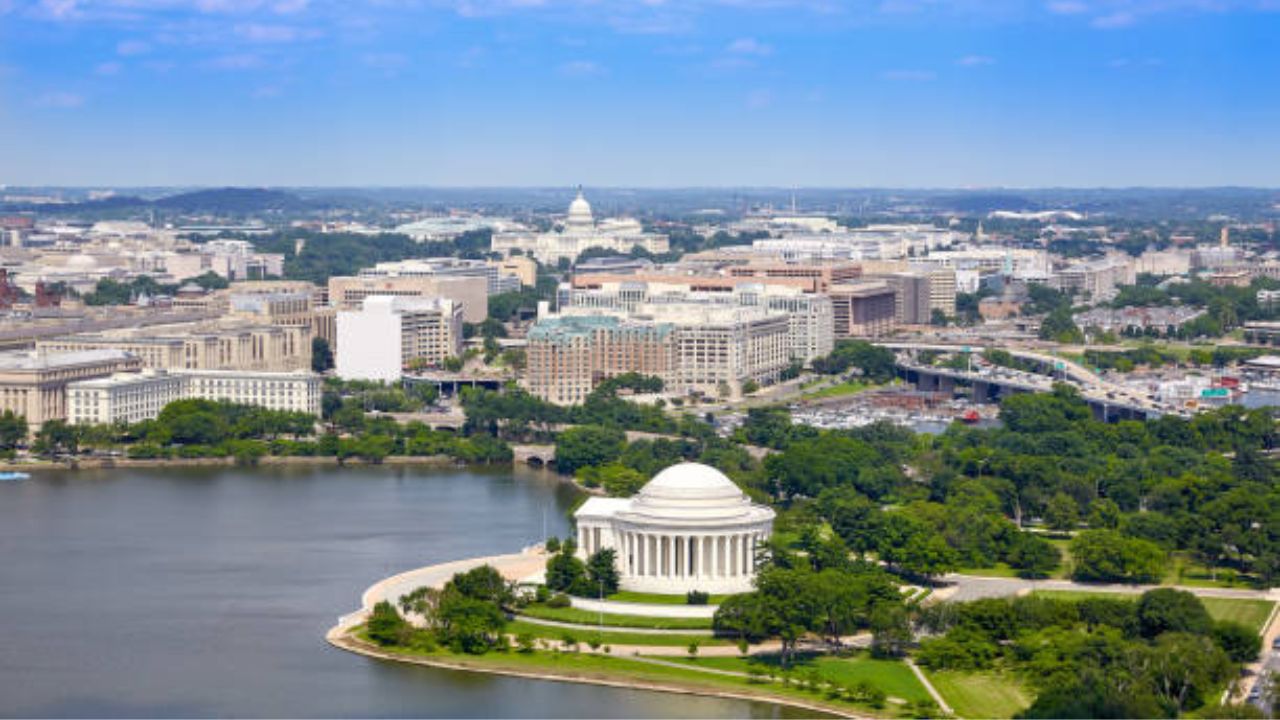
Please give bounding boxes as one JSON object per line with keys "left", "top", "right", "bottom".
{"left": 38, "top": 322, "right": 311, "bottom": 373}
{"left": 335, "top": 296, "right": 463, "bottom": 382}
{"left": 0, "top": 349, "right": 142, "bottom": 430}
{"left": 327, "top": 274, "right": 486, "bottom": 323}
{"left": 829, "top": 282, "right": 898, "bottom": 337}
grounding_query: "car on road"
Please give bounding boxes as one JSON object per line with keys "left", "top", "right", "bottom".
{"left": 1272, "top": 636, "right": 1280, "bottom": 650}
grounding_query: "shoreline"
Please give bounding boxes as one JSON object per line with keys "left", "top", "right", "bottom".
{"left": 0, "top": 455, "right": 529, "bottom": 472}
{"left": 324, "top": 626, "right": 863, "bottom": 720}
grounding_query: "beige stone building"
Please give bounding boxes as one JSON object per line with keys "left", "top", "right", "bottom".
{"left": 829, "top": 282, "right": 898, "bottom": 337}
{"left": 490, "top": 256, "right": 538, "bottom": 287}
{"left": 0, "top": 349, "right": 142, "bottom": 430}
{"left": 37, "top": 322, "right": 311, "bottom": 373}
{"left": 327, "top": 275, "right": 487, "bottom": 323}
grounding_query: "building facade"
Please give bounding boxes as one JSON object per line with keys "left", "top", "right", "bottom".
{"left": 0, "top": 349, "right": 142, "bottom": 430}
{"left": 829, "top": 282, "right": 898, "bottom": 337}
{"left": 327, "top": 274, "right": 487, "bottom": 323}
{"left": 335, "top": 296, "right": 463, "bottom": 382}
{"left": 37, "top": 323, "right": 311, "bottom": 373}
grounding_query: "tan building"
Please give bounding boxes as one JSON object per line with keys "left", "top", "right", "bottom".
{"left": 525, "top": 315, "right": 677, "bottom": 405}
{"left": 37, "top": 323, "right": 311, "bottom": 373}
{"left": 829, "top": 282, "right": 898, "bottom": 337}
{"left": 0, "top": 349, "right": 142, "bottom": 430}
{"left": 725, "top": 261, "right": 863, "bottom": 291}
{"left": 327, "top": 275, "right": 487, "bottom": 323}
{"left": 227, "top": 282, "right": 336, "bottom": 346}
{"left": 526, "top": 304, "right": 790, "bottom": 404}
{"left": 491, "top": 256, "right": 538, "bottom": 287}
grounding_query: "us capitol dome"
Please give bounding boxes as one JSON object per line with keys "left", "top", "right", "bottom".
{"left": 573, "top": 462, "right": 774, "bottom": 594}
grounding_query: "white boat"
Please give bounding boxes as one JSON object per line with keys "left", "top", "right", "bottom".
{"left": 0, "top": 471, "right": 30, "bottom": 481}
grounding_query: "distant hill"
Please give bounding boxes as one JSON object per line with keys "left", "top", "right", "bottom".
{"left": 152, "top": 187, "right": 307, "bottom": 213}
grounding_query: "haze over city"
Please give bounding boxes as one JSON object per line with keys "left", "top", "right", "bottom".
{"left": 3, "top": 0, "right": 1280, "bottom": 187}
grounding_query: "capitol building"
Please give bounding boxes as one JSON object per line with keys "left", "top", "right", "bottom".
{"left": 491, "top": 189, "right": 669, "bottom": 265}
{"left": 574, "top": 463, "right": 775, "bottom": 595}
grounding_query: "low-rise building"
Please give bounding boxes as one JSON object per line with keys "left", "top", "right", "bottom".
{"left": 67, "top": 368, "right": 322, "bottom": 424}
{"left": 0, "top": 349, "right": 142, "bottom": 429}
{"left": 335, "top": 296, "right": 463, "bottom": 382}
{"left": 358, "top": 257, "right": 521, "bottom": 296}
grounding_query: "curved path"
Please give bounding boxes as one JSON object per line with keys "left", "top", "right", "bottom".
{"left": 514, "top": 615, "right": 715, "bottom": 636}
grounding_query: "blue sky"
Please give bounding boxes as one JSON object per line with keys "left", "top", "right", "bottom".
{"left": 1, "top": 0, "right": 1278, "bottom": 187}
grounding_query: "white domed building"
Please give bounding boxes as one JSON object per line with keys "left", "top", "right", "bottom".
{"left": 573, "top": 463, "right": 774, "bottom": 595}
{"left": 490, "top": 188, "right": 669, "bottom": 265}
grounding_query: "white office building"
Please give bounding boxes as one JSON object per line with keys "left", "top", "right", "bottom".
{"left": 67, "top": 368, "right": 322, "bottom": 424}
{"left": 335, "top": 295, "right": 463, "bottom": 382}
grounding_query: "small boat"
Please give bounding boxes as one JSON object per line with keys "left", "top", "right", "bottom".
{"left": 957, "top": 409, "right": 981, "bottom": 424}
{"left": 0, "top": 471, "right": 30, "bottom": 482}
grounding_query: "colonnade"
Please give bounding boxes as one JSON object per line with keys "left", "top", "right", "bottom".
{"left": 600, "top": 530, "right": 766, "bottom": 582}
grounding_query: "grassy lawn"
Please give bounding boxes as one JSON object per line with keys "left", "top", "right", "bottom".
{"left": 926, "top": 670, "right": 1032, "bottom": 719}
{"left": 664, "top": 653, "right": 930, "bottom": 703}
{"left": 520, "top": 604, "right": 713, "bottom": 630}
{"left": 800, "top": 379, "right": 877, "bottom": 400}
{"left": 1032, "top": 591, "right": 1276, "bottom": 634}
{"left": 350, "top": 628, "right": 895, "bottom": 718}
{"left": 603, "top": 590, "right": 734, "bottom": 605}
{"left": 958, "top": 536, "right": 1072, "bottom": 580}
{"left": 955, "top": 562, "right": 1022, "bottom": 579}
{"left": 506, "top": 619, "right": 731, "bottom": 647}
{"left": 1162, "top": 553, "right": 1262, "bottom": 590}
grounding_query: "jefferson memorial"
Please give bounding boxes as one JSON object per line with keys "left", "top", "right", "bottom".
{"left": 574, "top": 463, "right": 775, "bottom": 595}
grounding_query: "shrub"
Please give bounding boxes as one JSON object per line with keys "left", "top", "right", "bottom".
{"left": 546, "top": 593, "right": 571, "bottom": 608}
{"left": 686, "top": 590, "right": 710, "bottom": 605}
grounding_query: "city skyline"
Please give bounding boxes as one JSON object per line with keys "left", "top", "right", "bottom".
{"left": 1, "top": 0, "right": 1279, "bottom": 187}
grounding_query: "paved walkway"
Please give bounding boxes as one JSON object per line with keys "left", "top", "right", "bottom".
{"left": 515, "top": 615, "right": 716, "bottom": 636}
{"left": 570, "top": 596, "right": 718, "bottom": 619}
{"left": 939, "top": 573, "right": 1280, "bottom": 604}
{"left": 905, "top": 659, "right": 953, "bottom": 716}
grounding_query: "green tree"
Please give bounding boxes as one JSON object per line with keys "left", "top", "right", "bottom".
{"left": 1043, "top": 492, "right": 1080, "bottom": 532}
{"left": 554, "top": 425, "right": 626, "bottom": 475}
{"left": 0, "top": 410, "right": 27, "bottom": 450}
{"left": 311, "top": 337, "right": 334, "bottom": 373}
{"left": 545, "top": 549, "right": 588, "bottom": 594}
{"left": 585, "top": 548, "right": 620, "bottom": 596}
{"left": 1070, "top": 530, "right": 1165, "bottom": 583}
{"left": 1136, "top": 588, "right": 1211, "bottom": 638}
{"left": 367, "top": 600, "right": 412, "bottom": 646}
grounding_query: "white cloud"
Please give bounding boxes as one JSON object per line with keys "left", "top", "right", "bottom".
{"left": 725, "top": 36, "right": 772, "bottom": 56}
{"left": 559, "top": 59, "right": 606, "bottom": 76}
{"left": 956, "top": 54, "right": 995, "bottom": 66}
{"left": 34, "top": 91, "right": 84, "bottom": 108}
{"left": 234, "top": 22, "right": 319, "bottom": 42}
{"left": 272, "top": 0, "right": 308, "bottom": 13}
{"left": 116, "top": 40, "right": 151, "bottom": 56}
{"left": 203, "top": 52, "right": 262, "bottom": 70}
{"left": 94, "top": 61, "right": 122, "bottom": 75}
{"left": 1091, "top": 10, "right": 1135, "bottom": 27}
{"left": 37, "top": 0, "right": 77, "bottom": 20}
{"left": 1046, "top": 0, "right": 1089, "bottom": 14}
{"left": 882, "top": 69, "right": 936, "bottom": 81}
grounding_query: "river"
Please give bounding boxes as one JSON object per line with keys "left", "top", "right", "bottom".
{"left": 0, "top": 465, "right": 801, "bottom": 718}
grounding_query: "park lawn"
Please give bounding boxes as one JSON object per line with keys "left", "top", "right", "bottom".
{"left": 519, "top": 604, "right": 713, "bottom": 630}
{"left": 664, "top": 653, "right": 930, "bottom": 703}
{"left": 604, "top": 590, "right": 735, "bottom": 605}
{"left": 1163, "top": 553, "right": 1261, "bottom": 590}
{"left": 926, "top": 670, "right": 1032, "bottom": 719}
{"left": 1032, "top": 591, "right": 1275, "bottom": 634}
{"left": 801, "top": 379, "right": 877, "bottom": 400}
{"left": 955, "top": 562, "right": 1021, "bottom": 579}
{"left": 506, "top": 619, "right": 731, "bottom": 647}
{"left": 351, "top": 629, "right": 896, "bottom": 718}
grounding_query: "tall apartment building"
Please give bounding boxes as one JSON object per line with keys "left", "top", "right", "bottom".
{"left": 0, "top": 349, "right": 142, "bottom": 430}
{"left": 526, "top": 305, "right": 791, "bottom": 404}
{"left": 829, "top": 282, "right": 898, "bottom": 337}
{"left": 525, "top": 315, "right": 676, "bottom": 405}
{"left": 335, "top": 296, "right": 463, "bottom": 382}
{"left": 327, "top": 274, "right": 487, "bottom": 323}
{"left": 639, "top": 304, "right": 790, "bottom": 397}
{"left": 67, "top": 368, "right": 322, "bottom": 425}
{"left": 561, "top": 279, "right": 833, "bottom": 363}
{"left": 37, "top": 323, "right": 311, "bottom": 372}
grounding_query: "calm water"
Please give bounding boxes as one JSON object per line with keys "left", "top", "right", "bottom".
{"left": 0, "top": 465, "right": 800, "bottom": 718}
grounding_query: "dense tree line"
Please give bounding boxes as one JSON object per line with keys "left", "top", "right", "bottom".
{"left": 82, "top": 272, "right": 228, "bottom": 305}
{"left": 915, "top": 591, "right": 1256, "bottom": 718}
